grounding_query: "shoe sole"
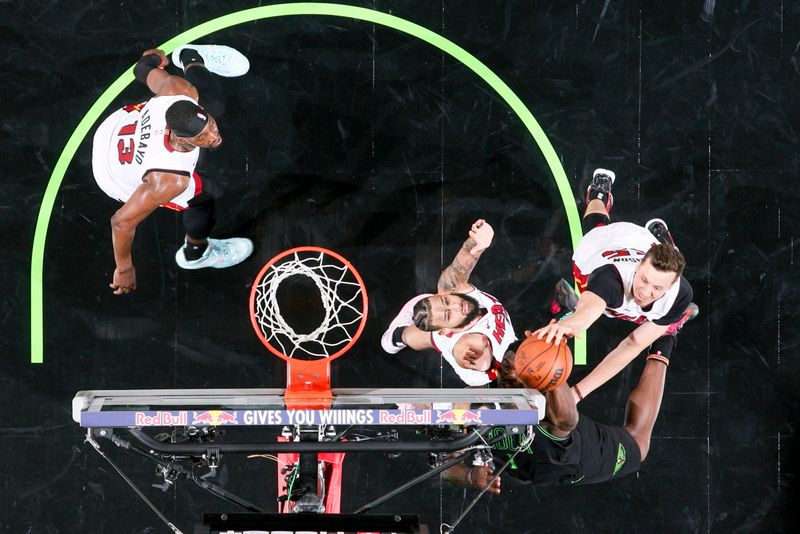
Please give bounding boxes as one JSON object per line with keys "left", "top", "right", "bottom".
{"left": 171, "top": 45, "right": 250, "bottom": 77}
{"left": 592, "top": 168, "right": 616, "bottom": 185}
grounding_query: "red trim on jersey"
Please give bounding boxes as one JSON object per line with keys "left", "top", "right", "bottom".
{"left": 605, "top": 308, "right": 647, "bottom": 323}
{"left": 163, "top": 130, "right": 175, "bottom": 152}
{"left": 122, "top": 101, "right": 147, "bottom": 113}
{"left": 160, "top": 173, "right": 202, "bottom": 212}
{"left": 192, "top": 171, "right": 203, "bottom": 195}
{"left": 572, "top": 262, "right": 589, "bottom": 294}
{"left": 430, "top": 332, "right": 442, "bottom": 354}
{"left": 484, "top": 359, "right": 501, "bottom": 381}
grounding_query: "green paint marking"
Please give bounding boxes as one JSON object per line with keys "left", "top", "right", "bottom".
{"left": 31, "top": 2, "right": 584, "bottom": 364}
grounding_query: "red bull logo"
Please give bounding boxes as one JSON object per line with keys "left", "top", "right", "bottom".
{"left": 435, "top": 409, "right": 483, "bottom": 425}
{"left": 191, "top": 410, "right": 239, "bottom": 426}
{"left": 134, "top": 411, "right": 187, "bottom": 426}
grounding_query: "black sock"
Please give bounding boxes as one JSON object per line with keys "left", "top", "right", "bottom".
{"left": 180, "top": 48, "right": 204, "bottom": 68}
{"left": 184, "top": 241, "right": 208, "bottom": 261}
{"left": 392, "top": 326, "right": 406, "bottom": 346}
{"left": 647, "top": 335, "right": 675, "bottom": 363}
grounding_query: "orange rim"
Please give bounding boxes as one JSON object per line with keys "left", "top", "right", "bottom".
{"left": 249, "top": 246, "right": 368, "bottom": 362}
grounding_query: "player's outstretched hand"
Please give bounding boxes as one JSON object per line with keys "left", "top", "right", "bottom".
{"left": 110, "top": 266, "right": 137, "bottom": 295}
{"left": 468, "top": 465, "right": 501, "bottom": 494}
{"left": 468, "top": 219, "right": 494, "bottom": 255}
{"left": 142, "top": 48, "right": 169, "bottom": 68}
{"left": 461, "top": 335, "right": 491, "bottom": 369}
{"left": 531, "top": 319, "right": 576, "bottom": 346}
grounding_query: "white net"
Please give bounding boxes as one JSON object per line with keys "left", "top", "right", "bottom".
{"left": 252, "top": 250, "right": 366, "bottom": 359}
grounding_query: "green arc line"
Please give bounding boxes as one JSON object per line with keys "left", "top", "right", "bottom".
{"left": 30, "top": 2, "right": 585, "bottom": 364}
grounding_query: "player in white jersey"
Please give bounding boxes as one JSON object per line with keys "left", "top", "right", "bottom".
{"left": 534, "top": 168, "right": 697, "bottom": 402}
{"left": 381, "top": 220, "right": 517, "bottom": 386}
{"left": 92, "top": 46, "right": 252, "bottom": 295}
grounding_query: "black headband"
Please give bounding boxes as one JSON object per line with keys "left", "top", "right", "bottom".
{"left": 172, "top": 109, "right": 209, "bottom": 138}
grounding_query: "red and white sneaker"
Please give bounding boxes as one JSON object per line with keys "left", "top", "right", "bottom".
{"left": 381, "top": 293, "right": 433, "bottom": 354}
{"left": 664, "top": 302, "right": 699, "bottom": 337}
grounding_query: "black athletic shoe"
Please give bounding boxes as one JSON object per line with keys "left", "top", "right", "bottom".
{"left": 646, "top": 218, "right": 677, "bottom": 249}
{"left": 585, "top": 168, "right": 616, "bottom": 212}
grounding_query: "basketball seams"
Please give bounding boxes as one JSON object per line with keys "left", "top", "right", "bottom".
{"left": 515, "top": 337, "right": 572, "bottom": 391}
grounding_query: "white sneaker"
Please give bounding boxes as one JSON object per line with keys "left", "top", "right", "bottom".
{"left": 171, "top": 45, "right": 250, "bottom": 77}
{"left": 175, "top": 237, "right": 253, "bottom": 270}
{"left": 381, "top": 294, "right": 433, "bottom": 354}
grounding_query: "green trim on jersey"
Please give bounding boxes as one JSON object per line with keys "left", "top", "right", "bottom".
{"left": 612, "top": 442, "right": 628, "bottom": 476}
{"left": 535, "top": 424, "right": 568, "bottom": 442}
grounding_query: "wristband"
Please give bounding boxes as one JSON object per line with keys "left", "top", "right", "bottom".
{"left": 134, "top": 54, "right": 162, "bottom": 84}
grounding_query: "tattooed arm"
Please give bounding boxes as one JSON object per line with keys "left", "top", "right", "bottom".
{"left": 437, "top": 219, "right": 494, "bottom": 294}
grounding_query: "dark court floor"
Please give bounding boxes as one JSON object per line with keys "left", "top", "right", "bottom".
{"left": 3, "top": 1, "right": 798, "bottom": 532}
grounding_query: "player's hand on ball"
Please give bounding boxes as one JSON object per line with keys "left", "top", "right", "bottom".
{"left": 532, "top": 319, "right": 575, "bottom": 346}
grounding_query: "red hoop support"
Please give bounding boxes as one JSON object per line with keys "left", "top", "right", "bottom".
{"left": 249, "top": 246, "right": 368, "bottom": 409}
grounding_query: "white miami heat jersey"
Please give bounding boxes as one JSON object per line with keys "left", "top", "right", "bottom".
{"left": 572, "top": 222, "right": 680, "bottom": 323}
{"left": 431, "top": 288, "right": 517, "bottom": 386}
{"left": 92, "top": 95, "right": 201, "bottom": 209}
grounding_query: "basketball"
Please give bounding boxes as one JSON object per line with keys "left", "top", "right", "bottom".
{"left": 514, "top": 337, "right": 573, "bottom": 392}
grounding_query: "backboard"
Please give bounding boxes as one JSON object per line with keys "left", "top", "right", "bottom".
{"left": 73, "top": 387, "right": 544, "bottom": 429}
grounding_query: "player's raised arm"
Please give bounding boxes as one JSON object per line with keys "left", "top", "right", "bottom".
{"left": 134, "top": 49, "right": 199, "bottom": 100}
{"left": 533, "top": 290, "right": 607, "bottom": 345}
{"left": 437, "top": 219, "right": 494, "bottom": 294}
{"left": 572, "top": 320, "right": 669, "bottom": 401}
{"left": 442, "top": 462, "right": 502, "bottom": 494}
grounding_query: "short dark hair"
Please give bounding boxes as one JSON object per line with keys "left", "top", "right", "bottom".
{"left": 165, "top": 100, "right": 208, "bottom": 137}
{"left": 497, "top": 349, "right": 525, "bottom": 388}
{"left": 412, "top": 298, "right": 433, "bottom": 331}
{"left": 641, "top": 243, "right": 685, "bottom": 279}
{"left": 412, "top": 293, "right": 482, "bottom": 331}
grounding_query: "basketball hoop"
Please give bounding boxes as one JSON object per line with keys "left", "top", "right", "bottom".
{"left": 249, "top": 246, "right": 368, "bottom": 408}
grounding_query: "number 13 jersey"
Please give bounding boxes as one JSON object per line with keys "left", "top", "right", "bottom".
{"left": 92, "top": 95, "right": 201, "bottom": 210}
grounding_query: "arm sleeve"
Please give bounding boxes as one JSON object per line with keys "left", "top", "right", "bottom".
{"left": 585, "top": 265, "right": 624, "bottom": 308}
{"left": 653, "top": 277, "right": 694, "bottom": 325}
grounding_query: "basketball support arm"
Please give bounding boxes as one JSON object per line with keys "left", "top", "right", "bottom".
{"left": 353, "top": 426, "right": 517, "bottom": 514}
{"left": 94, "top": 429, "right": 267, "bottom": 513}
{"left": 120, "top": 426, "right": 492, "bottom": 454}
{"left": 353, "top": 448, "right": 474, "bottom": 514}
{"left": 89, "top": 425, "right": 498, "bottom": 517}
